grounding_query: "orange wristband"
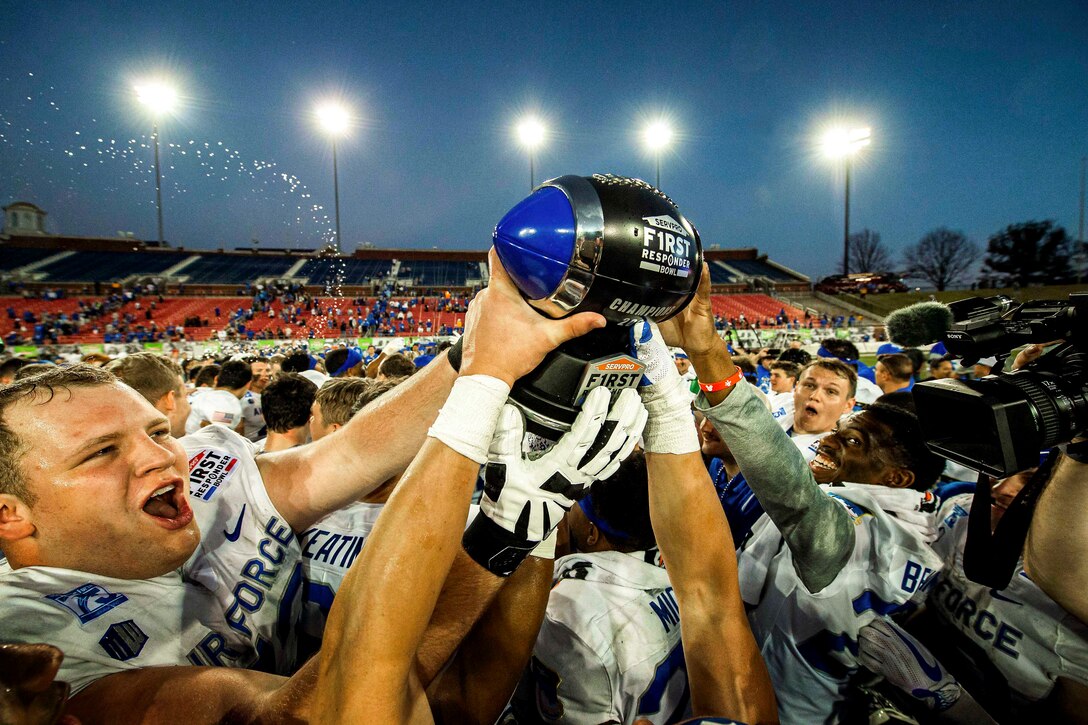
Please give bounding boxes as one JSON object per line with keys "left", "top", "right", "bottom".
{"left": 699, "top": 368, "right": 745, "bottom": 393}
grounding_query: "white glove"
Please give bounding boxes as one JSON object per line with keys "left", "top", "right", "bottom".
{"left": 858, "top": 618, "right": 962, "bottom": 712}
{"left": 629, "top": 320, "right": 700, "bottom": 454}
{"left": 481, "top": 386, "right": 646, "bottom": 542}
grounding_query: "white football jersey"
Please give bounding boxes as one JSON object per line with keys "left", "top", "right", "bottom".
{"left": 512, "top": 550, "right": 687, "bottom": 725}
{"left": 240, "top": 390, "right": 266, "bottom": 442}
{"left": 0, "top": 566, "right": 235, "bottom": 694}
{"left": 928, "top": 494, "right": 1088, "bottom": 704}
{"left": 180, "top": 424, "right": 303, "bottom": 675}
{"left": 788, "top": 429, "right": 828, "bottom": 463}
{"left": 186, "top": 388, "right": 243, "bottom": 434}
{"left": 767, "top": 391, "right": 794, "bottom": 430}
{"left": 738, "top": 484, "right": 943, "bottom": 724}
{"left": 297, "top": 502, "right": 480, "bottom": 660}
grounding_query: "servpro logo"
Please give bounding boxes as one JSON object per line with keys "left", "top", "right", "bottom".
{"left": 643, "top": 215, "right": 686, "bottom": 235}
{"left": 573, "top": 354, "right": 646, "bottom": 406}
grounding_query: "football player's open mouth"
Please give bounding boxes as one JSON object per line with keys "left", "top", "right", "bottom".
{"left": 141, "top": 479, "right": 193, "bottom": 529}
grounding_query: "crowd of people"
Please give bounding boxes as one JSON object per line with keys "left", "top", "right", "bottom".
{"left": 0, "top": 254, "right": 1085, "bottom": 725}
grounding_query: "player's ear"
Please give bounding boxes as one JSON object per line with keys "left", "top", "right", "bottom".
{"left": 585, "top": 521, "right": 600, "bottom": 548}
{"left": 0, "top": 495, "right": 36, "bottom": 542}
{"left": 157, "top": 390, "right": 177, "bottom": 415}
{"left": 883, "top": 467, "right": 915, "bottom": 489}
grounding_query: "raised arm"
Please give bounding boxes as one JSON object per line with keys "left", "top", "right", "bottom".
{"left": 310, "top": 249, "right": 620, "bottom": 723}
{"left": 258, "top": 348, "right": 457, "bottom": 531}
{"left": 657, "top": 266, "right": 853, "bottom": 593}
{"left": 632, "top": 322, "right": 777, "bottom": 724}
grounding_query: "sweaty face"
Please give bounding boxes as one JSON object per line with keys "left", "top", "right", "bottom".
{"left": 810, "top": 411, "right": 902, "bottom": 485}
{"left": 8, "top": 383, "right": 198, "bottom": 578}
{"left": 769, "top": 369, "right": 795, "bottom": 394}
{"left": 250, "top": 362, "right": 271, "bottom": 393}
{"left": 792, "top": 367, "right": 855, "bottom": 435}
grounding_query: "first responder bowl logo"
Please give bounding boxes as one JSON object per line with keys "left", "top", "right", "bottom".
{"left": 573, "top": 354, "right": 645, "bottom": 405}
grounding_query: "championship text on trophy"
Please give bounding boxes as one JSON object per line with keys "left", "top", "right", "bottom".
{"left": 492, "top": 173, "right": 704, "bottom": 439}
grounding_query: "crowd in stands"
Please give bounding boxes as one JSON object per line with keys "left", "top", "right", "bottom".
{"left": 0, "top": 261, "right": 1084, "bottom": 725}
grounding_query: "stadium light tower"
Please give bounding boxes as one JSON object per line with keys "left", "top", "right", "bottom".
{"left": 821, "top": 126, "right": 871, "bottom": 276}
{"left": 516, "top": 117, "right": 546, "bottom": 191}
{"left": 134, "top": 81, "right": 177, "bottom": 245}
{"left": 316, "top": 101, "right": 352, "bottom": 254}
{"left": 643, "top": 120, "right": 673, "bottom": 189}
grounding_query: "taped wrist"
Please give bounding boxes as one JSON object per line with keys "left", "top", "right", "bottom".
{"left": 641, "top": 384, "right": 700, "bottom": 454}
{"left": 427, "top": 375, "right": 510, "bottom": 464}
{"left": 462, "top": 513, "right": 537, "bottom": 577}
{"left": 446, "top": 336, "right": 464, "bottom": 372}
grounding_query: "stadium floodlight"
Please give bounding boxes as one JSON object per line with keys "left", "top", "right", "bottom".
{"left": 134, "top": 81, "right": 178, "bottom": 246}
{"left": 820, "top": 126, "right": 872, "bottom": 275}
{"left": 516, "top": 116, "right": 547, "bottom": 191}
{"left": 315, "top": 101, "right": 353, "bottom": 254}
{"left": 642, "top": 120, "right": 673, "bottom": 188}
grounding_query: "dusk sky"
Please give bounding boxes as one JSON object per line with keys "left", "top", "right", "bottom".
{"left": 1, "top": 1, "right": 1085, "bottom": 279}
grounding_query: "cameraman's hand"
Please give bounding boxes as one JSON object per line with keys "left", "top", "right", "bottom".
{"left": 1012, "top": 339, "right": 1062, "bottom": 371}
{"left": 460, "top": 248, "right": 606, "bottom": 386}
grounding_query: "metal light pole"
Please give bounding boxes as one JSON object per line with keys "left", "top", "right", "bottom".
{"left": 331, "top": 138, "right": 342, "bottom": 254}
{"left": 152, "top": 122, "right": 165, "bottom": 245}
{"left": 316, "top": 102, "right": 352, "bottom": 254}
{"left": 822, "top": 126, "right": 871, "bottom": 276}
{"left": 135, "top": 82, "right": 177, "bottom": 245}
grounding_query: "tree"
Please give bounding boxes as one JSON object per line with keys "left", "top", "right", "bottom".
{"left": 981, "top": 220, "right": 1073, "bottom": 287}
{"left": 840, "top": 228, "right": 893, "bottom": 274}
{"left": 902, "top": 227, "right": 980, "bottom": 291}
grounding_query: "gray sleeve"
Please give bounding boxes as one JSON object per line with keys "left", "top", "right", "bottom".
{"left": 696, "top": 381, "right": 854, "bottom": 593}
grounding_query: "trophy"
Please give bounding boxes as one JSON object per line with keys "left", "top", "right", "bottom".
{"left": 492, "top": 173, "right": 703, "bottom": 440}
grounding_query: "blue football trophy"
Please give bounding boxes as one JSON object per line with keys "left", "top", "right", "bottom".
{"left": 493, "top": 173, "right": 704, "bottom": 440}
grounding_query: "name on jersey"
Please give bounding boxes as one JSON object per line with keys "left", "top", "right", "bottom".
{"left": 188, "top": 448, "right": 239, "bottom": 501}
{"left": 931, "top": 576, "right": 1024, "bottom": 659}
{"left": 649, "top": 586, "right": 681, "bottom": 633}
{"left": 300, "top": 528, "right": 366, "bottom": 571}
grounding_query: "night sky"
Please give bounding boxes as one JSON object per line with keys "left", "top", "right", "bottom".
{"left": 1, "top": 1, "right": 1085, "bottom": 279}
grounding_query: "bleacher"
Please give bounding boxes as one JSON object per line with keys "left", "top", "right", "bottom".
{"left": 37, "top": 251, "right": 183, "bottom": 281}
{"left": 707, "top": 260, "right": 742, "bottom": 284}
{"left": 726, "top": 258, "right": 798, "bottom": 282}
{"left": 180, "top": 255, "right": 297, "bottom": 284}
{"left": 398, "top": 260, "right": 479, "bottom": 287}
{"left": 0, "top": 247, "right": 56, "bottom": 271}
{"left": 710, "top": 294, "right": 806, "bottom": 324}
{"left": 297, "top": 258, "right": 392, "bottom": 286}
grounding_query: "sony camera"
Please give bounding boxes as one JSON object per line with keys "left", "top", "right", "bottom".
{"left": 913, "top": 293, "right": 1088, "bottom": 478}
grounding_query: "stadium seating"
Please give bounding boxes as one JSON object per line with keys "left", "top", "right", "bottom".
{"left": 179, "top": 255, "right": 297, "bottom": 284}
{"left": 726, "top": 258, "right": 798, "bottom": 282}
{"left": 397, "top": 260, "right": 480, "bottom": 287}
{"left": 0, "top": 247, "right": 57, "bottom": 271}
{"left": 707, "top": 260, "right": 743, "bottom": 284}
{"left": 710, "top": 294, "right": 806, "bottom": 324}
{"left": 297, "top": 258, "right": 393, "bottom": 287}
{"left": 37, "top": 251, "right": 183, "bottom": 281}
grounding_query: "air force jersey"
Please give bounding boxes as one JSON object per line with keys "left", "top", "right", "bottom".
{"left": 513, "top": 550, "right": 687, "bottom": 724}
{"left": 240, "top": 390, "right": 266, "bottom": 442}
{"left": 181, "top": 424, "right": 303, "bottom": 675}
{"left": 738, "top": 484, "right": 943, "bottom": 724}
{"left": 0, "top": 566, "right": 231, "bottom": 694}
{"left": 928, "top": 494, "right": 1088, "bottom": 705}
